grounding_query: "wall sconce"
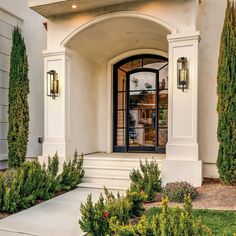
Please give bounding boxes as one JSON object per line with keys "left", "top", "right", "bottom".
{"left": 47, "top": 70, "right": 59, "bottom": 99}
{"left": 177, "top": 57, "right": 189, "bottom": 92}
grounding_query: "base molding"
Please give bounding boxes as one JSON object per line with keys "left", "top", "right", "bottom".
{"left": 162, "top": 159, "right": 203, "bottom": 187}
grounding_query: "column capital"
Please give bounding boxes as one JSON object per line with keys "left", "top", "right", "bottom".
{"left": 42, "top": 47, "right": 72, "bottom": 57}
{"left": 167, "top": 31, "right": 200, "bottom": 43}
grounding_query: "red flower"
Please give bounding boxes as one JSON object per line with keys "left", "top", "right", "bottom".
{"left": 103, "top": 210, "right": 109, "bottom": 219}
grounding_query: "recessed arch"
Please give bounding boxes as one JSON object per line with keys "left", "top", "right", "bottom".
{"left": 61, "top": 11, "right": 177, "bottom": 47}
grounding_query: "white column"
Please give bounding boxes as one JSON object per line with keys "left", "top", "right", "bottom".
{"left": 162, "top": 32, "right": 203, "bottom": 186}
{"left": 42, "top": 48, "right": 71, "bottom": 157}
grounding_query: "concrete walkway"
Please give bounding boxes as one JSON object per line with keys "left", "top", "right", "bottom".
{"left": 0, "top": 188, "right": 120, "bottom": 236}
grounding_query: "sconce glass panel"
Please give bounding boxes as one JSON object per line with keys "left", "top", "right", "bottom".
{"left": 47, "top": 70, "right": 59, "bottom": 99}
{"left": 177, "top": 57, "right": 188, "bottom": 92}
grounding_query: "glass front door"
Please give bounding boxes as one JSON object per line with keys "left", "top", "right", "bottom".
{"left": 128, "top": 70, "right": 157, "bottom": 151}
{"left": 113, "top": 55, "right": 168, "bottom": 153}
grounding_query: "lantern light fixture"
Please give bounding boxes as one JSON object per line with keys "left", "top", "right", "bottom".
{"left": 177, "top": 57, "right": 189, "bottom": 92}
{"left": 47, "top": 70, "right": 59, "bottom": 99}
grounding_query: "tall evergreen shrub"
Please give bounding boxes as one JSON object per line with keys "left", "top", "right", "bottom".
{"left": 217, "top": 1, "right": 236, "bottom": 185}
{"left": 8, "top": 27, "right": 29, "bottom": 168}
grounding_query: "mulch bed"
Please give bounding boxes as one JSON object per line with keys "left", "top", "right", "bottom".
{"left": 144, "top": 178, "right": 236, "bottom": 211}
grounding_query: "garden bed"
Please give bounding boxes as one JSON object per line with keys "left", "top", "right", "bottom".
{"left": 144, "top": 178, "right": 236, "bottom": 211}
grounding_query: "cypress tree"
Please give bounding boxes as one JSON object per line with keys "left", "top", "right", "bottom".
{"left": 217, "top": 0, "right": 236, "bottom": 185}
{"left": 8, "top": 27, "right": 29, "bottom": 168}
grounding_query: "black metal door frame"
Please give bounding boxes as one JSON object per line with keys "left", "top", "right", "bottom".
{"left": 113, "top": 54, "right": 168, "bottom": 153}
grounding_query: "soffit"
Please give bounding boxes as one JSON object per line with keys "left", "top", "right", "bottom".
{"left": 28, "top": 0, "right": 141, "bottom": 18}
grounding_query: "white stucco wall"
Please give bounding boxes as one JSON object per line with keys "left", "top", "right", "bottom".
{"left": 198, "top": 0, "right": 227, "bottom": 178}
{"left": 41, "top": 0, "right": 199, "bottom": 156}
{"left": 68, "top": 51, "right": 98, "bottom": 154}
{"left": 37, "top": 0, "right": 226, "bottom": 180}
{"left": 0, "top": 0, "right": 46, "bottom": 163}
{"left": 46, "top": 0, "right": 197, "bottom": 50}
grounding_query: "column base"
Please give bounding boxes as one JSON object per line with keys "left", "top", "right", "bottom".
{"left": 162, "top": 159, "right": 203, "bottom": 187}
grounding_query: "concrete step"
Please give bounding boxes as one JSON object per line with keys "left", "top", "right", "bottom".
{"left": 83, "top": 156, "right": 162, "bottom": 169}
{"left": 83, "top": 175, "right": 131, "bottom": 189}
{"left": 84, "top": 165, "right": 134, "bottom": 177}
{"left": 81, "top": 153, "right": 164, "bottom": 190}
{"left": 78, "top": 182, "right": 127, "bottom": 191}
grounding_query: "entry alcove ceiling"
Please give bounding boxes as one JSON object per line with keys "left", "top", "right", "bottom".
{"left": 66, "top": 16, "right": 169, "bottom": 63}
{"left": 28, "top": 0, "right": 142, "bottom": 17}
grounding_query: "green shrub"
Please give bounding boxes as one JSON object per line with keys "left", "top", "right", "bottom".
{"left": 104, "top": 188, "right": 132, "bottom": 223}
{"left": 110, "top": 195, "right": 212, "bottom": 236}
{"left": 0, "top": 173, "right": 4, "bottom": 209}
{"left": 217, "top": 0, "right": 236, "bottom": 185}
{"left": 126, "top": 189, "right": 147, "bottom": 217}
{"left": 79, "top": 188, "right": 134, "bottom": 235}
{"left": 79, "top": 194, "right": 111, "bottom": 236}
{"left": 163, "top": 181, "right": 198, "bottom": 203}
{"left": 0, "top": 150, "right": 84, "bottom": 213}
{"left": 48, "top": 153, "right": 59, "bottom": 178}
{"left": 3, "top": 168, "right": 24, "bottom": 213}
{"left": 58, "top": 151, "right": 84, "bottom": 191}
{"left": 129, "top": 159, "right": 161, "bottom": 201}
{"left": 20, "top": 161, "right": 51, "bottom": 201}
{"left": 8, "top": 27, "right": 29, "bottom": 168}
{"left": 47, "top": 153, "right": 60, "bottom": 193}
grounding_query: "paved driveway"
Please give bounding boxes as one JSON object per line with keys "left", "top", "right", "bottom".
{"left": 0, "top": 188, "right": 119, "bottom": 236}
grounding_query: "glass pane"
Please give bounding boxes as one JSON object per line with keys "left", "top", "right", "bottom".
{"left": 129, "top": 109, "right": 155, "bottom": 128}
{"left": 129, "top": 128, "right": 155, "bottom": 146}
{"left": 159, "top": 93, "right": 168, "bottom": 109}
{"left": 143, "top": 59, "right": 168, "bottom": 70}
{"left": 158, "top": 128, "right": 168, "bottom": 147}
{"left": 159, "top": 65, "right": 168, "bottom": 90}
{"left": 130, "top": 72, "right": 156, "bottom": 91}
{"left": 117, "top": 69, "right": 126, "bottom": 91}
{"left": 120, "top": 59, "right": 142, "bottom": 72}
{"left": 158, "top": 108, "right": 168, "bottom": 128}
{"left": 117, "top": 92, "right": 126, "bottom": 109}
{"left": 129, "top": 91, "right": 156, "bottom": 109}
{"left": 116, "top": 129, "right": 125, "bottom": 146}
{"left": 117, "top": 110, "right": 126, "bottom": 128}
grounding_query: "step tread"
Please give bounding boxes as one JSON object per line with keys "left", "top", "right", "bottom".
{"left": 84, "top": 157, "right": 163, "bottom": 162}
{"left": 78, "top": 182, "right": 127, "bottom": 191}
{"left": 84, "top": 175, "right": 130, "bottom": 180}
{"left": 84, "top": 165, "right": 135, "bottom": 171}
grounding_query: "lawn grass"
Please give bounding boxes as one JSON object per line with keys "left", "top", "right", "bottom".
{"left": 145, "top": 207, "right": 236, "bottom": 236}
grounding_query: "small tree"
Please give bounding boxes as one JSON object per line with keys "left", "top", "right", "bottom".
{"left": 217, "top": 1, "right": 236, "bottom": 185}
{"left": 8, "top": 27, "right": 29, "bottom": 168}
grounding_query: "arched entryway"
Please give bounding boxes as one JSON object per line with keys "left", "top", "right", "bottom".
{"left": 113, "top": 54, "right": 168, "bottom": 153}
